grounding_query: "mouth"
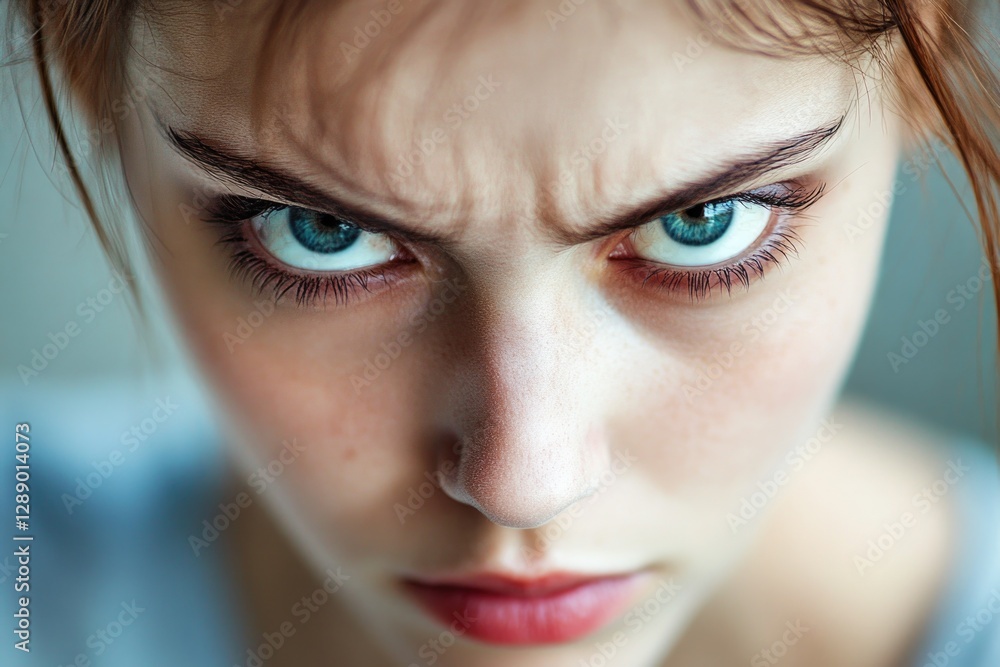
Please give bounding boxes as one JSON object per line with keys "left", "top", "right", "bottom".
{"left": 402, "top": 570, "right": 652, "bottom": 645}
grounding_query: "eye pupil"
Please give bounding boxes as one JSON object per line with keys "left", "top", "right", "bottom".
{"left": 685, "top": 203, "right": 706, "bottom": 219}
{"left": 662, "top": 200, "right": 735, "bottom": 246}
{"left": 288, "top": 208, "right": 362, "bottom": 254}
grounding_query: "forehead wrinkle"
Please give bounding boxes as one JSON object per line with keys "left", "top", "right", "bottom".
{"left": 142, "top": 0, "right": 633, "bottom": 245}
{"left": 288, "top": 100, "right": 504, "bottom": 244}
{"left": 226, "top": 3, "right": 553, "bottom": 238}
{"left": 142, "top": 0, "right": 869, "bottom": 252}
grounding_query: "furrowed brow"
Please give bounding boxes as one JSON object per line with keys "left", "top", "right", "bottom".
{"left": 163, "top": 126, "right": 450, "bottom": 244}
{"left": 559, "top": 114, "right": 847, "bottom": 245}
{"left": 163, "top": 113, "right": 846, "bottom": 246}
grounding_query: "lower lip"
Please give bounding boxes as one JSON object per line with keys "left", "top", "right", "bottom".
{"left": 404, "top": 574, "right": 647, "bottom": 645}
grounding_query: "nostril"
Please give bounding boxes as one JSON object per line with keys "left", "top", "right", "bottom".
{"left": 440, "top": 476, "right": 596, "bottom": 529}
{"left": 435, "top": 427, "right": 610, "bottom": 529}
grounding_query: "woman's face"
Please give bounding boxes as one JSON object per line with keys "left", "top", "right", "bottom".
{"left": 120, "top": 0, "right": 901, "bottom": 663}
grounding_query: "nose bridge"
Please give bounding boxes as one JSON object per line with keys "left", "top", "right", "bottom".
{"left": 439, "top": 282, "right": 613, "bottom": 529}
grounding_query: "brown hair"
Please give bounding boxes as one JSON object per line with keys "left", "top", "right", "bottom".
{"left": 16, "top": 0, "right": 138, "bottom": 281}
{"left": 7, "top": 0, "right": 1000, "bottom": 342}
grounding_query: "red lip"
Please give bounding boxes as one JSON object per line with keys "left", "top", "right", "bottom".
{"left": 403, "top": 571, "right": 649, "bottom": 645}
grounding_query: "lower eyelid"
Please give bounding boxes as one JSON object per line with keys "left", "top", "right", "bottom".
{"left": 213, "top": 220, "right": 421, "bottom": 308}
{"left": 209, "top": 198, "right": 805, "bottom": 307}
{"left": 612, "top": 223, "right": 803, "bottom": 302}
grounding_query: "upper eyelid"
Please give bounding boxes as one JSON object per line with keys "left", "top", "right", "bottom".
{"left": 627, "top": 182, "right": 826, "bottom": 233}
{"left": 213, "top": 195, "right": 397, "bottom": 239}
{"left": 234, "top": 180, "right": 821, "bottom": 237}
{"left": 696, "top": 182, "right": 823, "bottom": 209}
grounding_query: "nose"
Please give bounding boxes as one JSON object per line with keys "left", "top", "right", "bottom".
{"left": 437, "top": 283, "right": 614, "bottom": 529}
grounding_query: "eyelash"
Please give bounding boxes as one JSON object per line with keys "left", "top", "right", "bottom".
{"left": 201, "top": 184, "right": 824, "bottom": 307}
{"left": 204, "top": 195, "right": 411, "bottom": 307}
{"left": 616, "top": 185, "right": 823, "bottom": 301}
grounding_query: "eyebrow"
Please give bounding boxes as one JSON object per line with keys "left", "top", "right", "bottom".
{"left": 566, "top": 114, "right": 847, "bottom": 244}
{"left": 163, "top": 113, "right": 847, "bottom": 245}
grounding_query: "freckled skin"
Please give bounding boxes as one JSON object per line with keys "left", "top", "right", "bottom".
{"left": 118, "top": 1, "right": 954, "bottom": 665}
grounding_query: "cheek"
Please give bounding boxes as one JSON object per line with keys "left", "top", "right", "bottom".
{"left": 612, "top": 151, "right": 895, "bottom": 501}
{"left": 179, "top": 304, "right": 449, "bottom": 559}
{"left": 140, "top": 184, "right": 442, "bottom": 560}
{"left": 618, "top": 297, "right": 860, "bottom": 501}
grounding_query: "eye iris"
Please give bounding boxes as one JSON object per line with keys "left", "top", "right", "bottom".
{"left": 661, "top": 200, "right": 735, "bottom": 246}
{"left": 288, "top": 208, "right": 362, "bottom": 254}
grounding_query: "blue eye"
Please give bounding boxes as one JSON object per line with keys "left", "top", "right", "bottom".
{"left": 250, "top": 206, "right": 398, "bottom": 272}
{"left": 661, "top": 201, "right": 734, "bottom": 247}
{"left": 632, "top": 198, "right": 772, "bottom": 267}
{"left": 288, "top": 209, "right": 363, "bottom": 254}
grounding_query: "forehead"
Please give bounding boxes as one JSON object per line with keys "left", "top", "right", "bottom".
{"left": 135, "top": 0, "right": 860, "bottom": 230}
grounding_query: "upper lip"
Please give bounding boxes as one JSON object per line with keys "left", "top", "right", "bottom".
{"left": 402, "top": 571, "right": 640, "bottom": 597}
